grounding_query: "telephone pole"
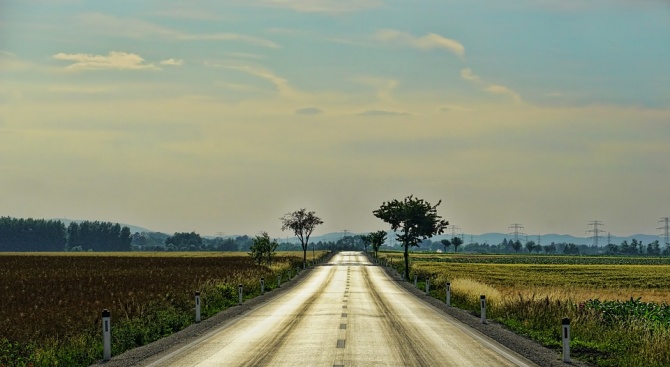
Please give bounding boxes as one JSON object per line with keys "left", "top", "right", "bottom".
{"left": 659, "top": 217, "right": 670, "bottom": 247}
{"left": 587, "top": 221, "right": 604, "bottom": 247}
{"left": 508, "top": 224, "right": 525, "bottom": 243}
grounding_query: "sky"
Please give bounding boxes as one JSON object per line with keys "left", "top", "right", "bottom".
{"left": 1, "top": 0, "right": 669, "bottom": 239}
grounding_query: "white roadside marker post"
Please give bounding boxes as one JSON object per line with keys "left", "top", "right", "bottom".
{"left": 102, "top": 309, "right": 111, "bottom": 361}
{"left": 446, "top": 282, "right": 451, "bottom": 306}
{"left": 414, "top": 274, "right": 418, "bottom": 288}
{"left": 260, "top": 277, "right": 265, "bottom": 295}
{"left": 195, "top": 292, "right": 201, "bottom": 323}
{"left": 425, "top": 278, "right": 430, "bottom": 295}
{"left": 480, "top": 295, "right": 487, "bottom": 324}
{"left": 562, "top": 318, "right": 571, "bottom": 363}
{"left": 238, "top": 284, "right": 243, "bottom": 305}
{"left": 277, "top": 274, "right": 281, "bottom": 288}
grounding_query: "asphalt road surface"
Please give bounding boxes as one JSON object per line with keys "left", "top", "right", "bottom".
{"left": 136, "top": 252, "right": 538, "bottom": 367}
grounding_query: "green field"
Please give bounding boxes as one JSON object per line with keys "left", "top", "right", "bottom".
{"left": 0, "top": 251, "right": 327, "bottom": 367}
{"left": 380, "top": 252, "right": 670, "bottom": 367}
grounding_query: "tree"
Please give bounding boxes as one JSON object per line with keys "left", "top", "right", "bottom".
{"left": 451, "top": 237, "right": 463, "bottom": 253}
{"left": 360, "top": 234, "right": 371, "bottom": 253}
{"left": 249, "top": 232, "right": 278, "bottom": 265}
{"left": 280, "top": 209, "right": 323, "bottom": 267}
{"left": 369, "top": 230, "right": 387, "bottom": 258}
{"left": 440, "top": 239, "right": 452, "bottom": 253}
{"left": 543, "top": 243, "right": 557, "bottom": 254}
{"left": 525, "top": 241, "right": 536, "bottom": 253}
{"left": 373, "top": 195, "right": 448, "bottom": 280}
{"left": 511, "top": 240, "right": 522, "bottom": 253}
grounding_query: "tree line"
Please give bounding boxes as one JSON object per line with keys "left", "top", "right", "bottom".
{"left": 0, "top": 217, "right": 131, "bottom": 252}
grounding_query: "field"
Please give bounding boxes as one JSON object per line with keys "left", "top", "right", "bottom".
{"left": 0, "top": 251, "right": 327, "bottom": 367}
{"left": 380, "top": 252, "right": 670, "bottom": 367}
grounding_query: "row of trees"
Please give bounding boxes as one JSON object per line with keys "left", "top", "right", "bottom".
{"left": 0, "top": 217, "right": 67, "bottom": 251}
{"left": 0, "top": 217, "right": 132, "bottom": 252}
{"left": 67, "top": 221, "right": 131, "bottom": 252}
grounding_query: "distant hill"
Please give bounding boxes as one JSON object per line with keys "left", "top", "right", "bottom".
{"left": 52, "top": 218, "right": 152, "bottom": 234}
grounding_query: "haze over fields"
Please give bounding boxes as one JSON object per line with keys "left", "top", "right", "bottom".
{"left": 1, "top": 1, "right": 669, "bottom": 239}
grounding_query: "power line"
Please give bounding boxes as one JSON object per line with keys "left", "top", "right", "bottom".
{"left": 586, "top": 220, "right": 604, "bottom": 247}
{"left": 450, "top": 225, "right": 461, "bottom": 239}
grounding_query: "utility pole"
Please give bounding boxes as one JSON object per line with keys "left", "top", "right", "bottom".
{"left": 450, "top": 225, "right": 461, "bottom": 239}
{"left": 537, "top": 234, "right": 541, "bottom": 247}
{"left": 659, "top": 217, "right": 670, "bottom": 247}
{"left": 587, "top": 221, "right": 604, "bottom": 247}
{"left": 215, "top": 232, "right": 225, "bottom": 238}
{"left": 607, "top": 232, "right": 612, "bottom": 247}
{"left": 508, "top": 224, "right": 525, "bottom": 243}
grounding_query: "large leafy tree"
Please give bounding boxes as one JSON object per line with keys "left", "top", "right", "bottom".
{"left": 373, "top": 195, "right": 448, "bottom": 280}
{"left": 280, "top": 209, "right": 323, "bottom": 267}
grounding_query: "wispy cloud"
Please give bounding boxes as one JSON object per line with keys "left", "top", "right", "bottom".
{"left": 373, "top": 29, "right": 465, "bottom": 58}
{"left": 460, "top": 67, "right": 523, "bottom": 104}
{"left": 486, "top": 85, "right": 522, "bottom": 103}
{"left": 53, "top": 52, "right": 159, "bottom": 71}
{"left": 206, "top": 61, "right": 299, "bottom": 98}
{"left": 151, "top": 9, "right": 232, "bottom": 21}
{"left": 160, "top": 58, "right": 184, "bottom": 66}
{"left": 78, "top": 13, "right": 280, "bottom": 48}
{"left": 258, "top": 0, "right": 383, "bottom": 14}
{"left": 295, "top": 107, "right": 323, "bottom": 115}
{"left": 354, "top": 77, "right": 398, "bottom": 102}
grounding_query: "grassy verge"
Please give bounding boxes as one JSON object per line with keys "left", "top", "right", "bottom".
{"left": 380, "top": 253, "right": 670, "bottom": 367}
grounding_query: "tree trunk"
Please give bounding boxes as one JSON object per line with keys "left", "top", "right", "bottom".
{"left": 404, "top": 243, "right": 410, "bottom": 281}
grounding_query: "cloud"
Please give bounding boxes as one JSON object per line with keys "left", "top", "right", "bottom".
{"left": 206, "top": 61, "right": 299, "bottom": 98}
{"left": 160, "top": 58, "right": 184, "bottom": 66}
{"left": 1, "top": 50, "right": 16, "bottom": 57}
{"left": 357, "top": 109, "right": 408, "bottom": 117}
{"left": 460, "top": 67, "right": 523, "bottom": 104}
{"left": 460, "top": 68, "right": 480, "bottom": 82}
{"left": 486, "top": 85, "right": 522, "bottom": 103}
{"left": 151, "top": 9, "right": 232, "bottom": 21}
{"left": 354, "top": 77, "right": 398, "bottom": 102}
{"left": 373, "top": 29, "right": 465, "bottom": 58}
{"left": 295, "top": 107, "right": 323, "bottom": 115}
{"left": 53, "top": 52, "right": 159, "bottom": 71}
{"left": 258, "top": 0, "right": 383, "bottom": 14}
{"left": 78, "top": 13, "right": 280, "bottom": 48}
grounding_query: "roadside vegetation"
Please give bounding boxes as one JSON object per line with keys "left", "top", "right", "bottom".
{"left": 380, "top": 252, "right": 670, "bottom": 367}
{"left": 0, "top": 251, "right": 328, "bottom": 367}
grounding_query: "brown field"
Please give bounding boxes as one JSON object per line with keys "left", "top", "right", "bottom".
{"left": 0, "top": 251, "right": 324, "bottom": 366}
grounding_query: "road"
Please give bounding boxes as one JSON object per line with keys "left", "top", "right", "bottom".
{"left": 137, "top": 252, "right": 537, "bottom": 367}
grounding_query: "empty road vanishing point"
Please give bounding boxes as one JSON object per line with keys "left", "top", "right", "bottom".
{"left": 134, "top": 252, "right": 537, "bottom": 367}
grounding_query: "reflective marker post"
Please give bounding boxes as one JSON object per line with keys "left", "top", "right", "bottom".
{"left": 195, "top": 292, "right": 201, "bottom": 323}
{"left": 446, "top": 282, "right": 451, "bottom": 306}
{"left": 414, "top": 274, "right": 418, "bottom": 288}
{"left": 102, "top": 309, "right": 111, "bottom": 361}
{"left": 425, "top": 278, "right": 430, "bottom": 295}
{"left": 480, "top": 295, "right": 487, "bottom": 324}
{"left": 277, "top": 274, "right": 281, "bottom": 288}
{"left": 562, "top": 318, "right": 571, "bottom": 363}
{"left": 260, "top": 277, "right": 265, "bottom": 295}
{"left": 238, "top": 284, "right": 243, "bottom": 305}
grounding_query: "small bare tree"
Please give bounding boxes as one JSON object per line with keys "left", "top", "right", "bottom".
{"left": 280, "top": 209, "right": 323, "bottom": 267}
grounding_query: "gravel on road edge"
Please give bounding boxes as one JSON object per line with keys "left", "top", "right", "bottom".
{"left": 376, "top": 260, "right": 592, "bottom": 367}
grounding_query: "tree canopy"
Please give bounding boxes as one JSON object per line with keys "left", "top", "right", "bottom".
{"left": 280, "top": 208, "right": 323, "bottom": 266}
{"left": 373, "top": 195, "right": 448, "bottom": 280}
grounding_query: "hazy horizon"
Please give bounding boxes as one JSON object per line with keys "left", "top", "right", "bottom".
{"left": 2, "top": 1, "right": 668, "bottom": 239}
